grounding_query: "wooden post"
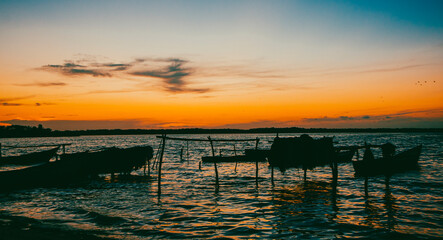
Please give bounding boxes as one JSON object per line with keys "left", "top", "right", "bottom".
{"left": 332, "top": 162, "right": 338, "bottom": 182}
{"left": 208, "top": 136, "right": 219, "bottom": 186}
{"left": 147, "top": 156, "right": 151, "bottom": 178}
{"left": 364, "top": 177, "right": 369, "bottom": 197}
{"left": 385, "top": 175, "right": 390, "bottom": 190}
{"left": 255, "top": 138, "right": 260, "bottom": 186}
{"left": 62, "top": 144, "right": 66, "bottom": 154}
{"left": 158, "top": 134, "right": 167, "bottom": 195}
{"left": 304, "top": 169, "right": 307, "bottom": 181}
{"left": 271, "top": 165, "right": 274, "bottom": 186}
{"left": 0, "top": 143, "right": 2, "bottom": 158}
{"left": 180, "top": 147, "right": 184, "bottom": 161}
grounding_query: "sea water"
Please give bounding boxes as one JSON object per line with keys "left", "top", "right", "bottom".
{"left": 0, "top": 133, "right": 442, "bottom": 239}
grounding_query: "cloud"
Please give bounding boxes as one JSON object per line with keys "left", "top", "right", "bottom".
{"left": 215, "top": 120, "right": 294, "bottom": 129}
{"left": 357, "top": 64, "right": 431, "bottom": 74}
{"left": 39, "top": 62, "right": 112, "bottom": 77}
{"left": 300, "top": 108, "right": 443, "bottom": 128}
{"left": 17, "top": 81, "right": 67, "bottom": 87}
{"left": 130, "top": 58, "right": 209, "bottom": 93}
{"left": 1, "top": 102, "right": 23, "bottom": 106}
{"left": 0, "top": 95, "right": 34, "bottom": 107}
{"left": 39, "top": 57, "right": 210, "bottom": 93}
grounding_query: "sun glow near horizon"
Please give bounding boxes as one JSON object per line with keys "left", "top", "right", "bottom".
{"left": 0, "top": 0, "right": 442, "bottom": 130}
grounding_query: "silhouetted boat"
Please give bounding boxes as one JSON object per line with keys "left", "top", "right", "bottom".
{"left": 352, "top": 145, "right": 422, "bottom": 176}
{"left": 202, "top": 154, "right": 268, "bottom": 163}
{"left": 335, "top": 150, "right": 355, "bottom": 163}
{"left": 245, "top": 149, "right": 270, "bottom": 161}
{"left": 59, "top": 146, "right": 153, "bottom": 175}
{"left": 0, "top": 146, "right": 153, "bottom": 191}
{"left": 268, "top": 135, "right": 335, "bottom": 171}
{"left": 0, "top": 147, "right": 59, "bottom": 166}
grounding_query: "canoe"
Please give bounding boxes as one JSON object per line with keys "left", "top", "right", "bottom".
{"left": 0, "top": 146, "right": 153, "bottom": 191}
{"left": 59, "top": 146, "right": 153, "bottom": 175}
{"left": 352, "top": 145, "right": 422, "bottom": 177}
{"left": 202, "top": 155, "right": 248, "bottom": 163}
{"left": 202, "top": 154, "right": 268, "bottom": 163}
{"left": 334, "top": 150, "right": 355, "bottom": 163}
{"left": 0, "top": 147, "right": 59, "bottom": 166}
{"left": 244, "top": 149, "right": 270, "bottom": 161}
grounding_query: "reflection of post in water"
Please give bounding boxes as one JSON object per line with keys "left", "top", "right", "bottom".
{"left": 330, "top": 179, "right": 338, "bottom": 219}
{"left": 363, "top": 174, "right": 397, "bottom": 230}
{"left": 208, "top": 136, "right": 219, "bottom": 189}
{"left": 157, "top": 134, "right": 167, "bottom": 196}
{"left": 383, "top": 175, "right": 396, "bottom": 230}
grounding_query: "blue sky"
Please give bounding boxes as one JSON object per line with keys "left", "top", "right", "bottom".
{"left": 0, "top": 0, "right": 442, "bottom": 129}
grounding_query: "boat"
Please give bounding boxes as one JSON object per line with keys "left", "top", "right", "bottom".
{"left": 0, "top": 146, "right": 59, "bottom": 166}
{"left": 352, "top": 145, "right": 422, "bottom": 177}
{"left": 334, "top": 149, "right": 355, "bottom": 163}
{"left": 244, "top": 149, "right": 270, "bottom": 162}
{"left": 59, "top": 146, "right": 153, "bottom": 175}
{"left": 268, "top": 134, "right": 335, "bottom": 171}
{"left": 0, "top": 146, "right": 153, "bottom": 191}
{"left": 202, "top": 154, "right": 268, "bottom": 163}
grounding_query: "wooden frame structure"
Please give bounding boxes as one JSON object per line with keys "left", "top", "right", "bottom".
{"left": 154, "top": 135, "right": 261, "bottom": 194}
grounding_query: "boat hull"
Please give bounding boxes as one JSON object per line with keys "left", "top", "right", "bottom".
{"left": 0, "top": 146, "right": 153, "bottom": 191}
{"left": 202, "top": 155, "right": 267, "bottom": 163}
{"left": 352, "top": 145, "right": 422, "bottom": 177}
{"left": 0, "top": 147, "right": 59, "bottom": 166}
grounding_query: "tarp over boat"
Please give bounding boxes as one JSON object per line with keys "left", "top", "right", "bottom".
{"left": 268, "top": 134, "right": 335, "bottom": 171}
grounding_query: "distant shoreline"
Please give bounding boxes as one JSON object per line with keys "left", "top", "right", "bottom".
{"left": 1, "top": 125, "right": 442, "bottom": 138}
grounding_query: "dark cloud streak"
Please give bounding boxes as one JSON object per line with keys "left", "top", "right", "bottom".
{"left": 39, "top": 57, "right": 209, "bottom": 93}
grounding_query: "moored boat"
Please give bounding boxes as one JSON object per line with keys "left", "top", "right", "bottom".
{"left": 0, "top": 147, "right": 59, "bottom": 166}
{"left": 0, "top": 145, "right": 153, "bottom": 191}
{"left": 244, "top": 149, "right": 270, "bottom": 162}
{"left": 352, "top": 145, "right": 422, "bottom": 176}
{"left": 334, "top": 149, "right": 355, "bottom": 163}
{"left": 268, "top": 135, "right": 335, "bottom": 171}
{"left": 202, "top": 154, "right": 268, "bottom": 163}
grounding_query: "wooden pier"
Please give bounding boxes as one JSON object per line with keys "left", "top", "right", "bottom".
{"left": 154, "top": 135, "right": 261, "bottom": 194}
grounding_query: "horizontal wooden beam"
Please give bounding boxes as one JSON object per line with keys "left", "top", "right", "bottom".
{"left": 156, "top": 136, "right": 258, "bottom": 142}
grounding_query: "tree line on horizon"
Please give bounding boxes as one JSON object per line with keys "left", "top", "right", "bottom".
{"left": 0, "top": 124, "right": 442, "bottom": 138}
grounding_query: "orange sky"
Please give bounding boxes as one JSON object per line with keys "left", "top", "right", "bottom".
{"left": 0, "top": 1, "right": 442, "bottom": 130}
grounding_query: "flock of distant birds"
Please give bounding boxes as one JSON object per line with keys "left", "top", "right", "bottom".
{"left": 415, "top": 80, "right": 437, "bottom": 86}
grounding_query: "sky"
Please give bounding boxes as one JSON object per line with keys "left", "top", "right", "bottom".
{"left": 0, "top": 0, "right": 442, "bottom": 130}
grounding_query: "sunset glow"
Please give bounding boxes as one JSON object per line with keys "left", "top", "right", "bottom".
{"left": 1, "top": 0, "right": 442, "bottom": 130}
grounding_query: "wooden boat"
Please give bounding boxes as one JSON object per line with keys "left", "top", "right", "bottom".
{"left": 202, "top": 154, "right": 268, "bottom": 163}
{"left": 352, "top": 145, "right": 422, "bottom": 176}
{"left": 244, "top": 149, "right": 270, "bottom": 162}
{"left": 59, "top": 145, "right": 153, "bottom": 175}
{"left": 334, "top": 150, "right": 355, "bottom": 163}
{"left": 0, "top": 147, "right": 59, "bottom": 166}
{"left": 0, "top": 146, "right": 153, "bottom": 191}
{"left": 268, "top": 135, "right": 335, "bottom": 171}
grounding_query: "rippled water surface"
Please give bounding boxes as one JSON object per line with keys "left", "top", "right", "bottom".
{"left": 1, "top": 133, "right": 442, "bottom": 239}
